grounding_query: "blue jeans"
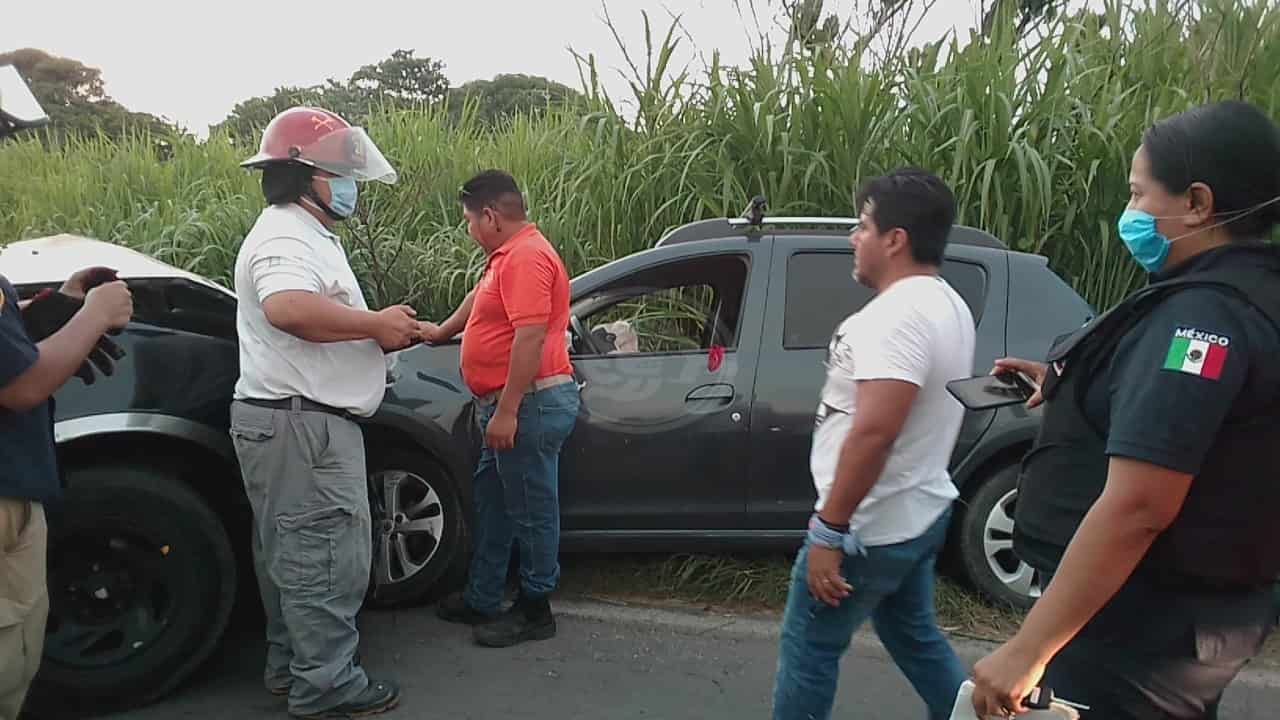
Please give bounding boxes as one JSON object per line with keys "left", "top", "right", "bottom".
{"left": 772, "top": 506, "right": 966, "bottom": 720}
{"left": 464, "top": 382, "right": 580, "bottom": 612}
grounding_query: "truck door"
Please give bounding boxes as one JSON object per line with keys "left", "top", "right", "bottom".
{"left": 745, "top": 236, "right": 1001, "bottom": 531}
{"left": 557, "top": 244, "right": 769, "bottom": 534}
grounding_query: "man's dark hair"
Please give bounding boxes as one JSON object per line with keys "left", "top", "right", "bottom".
{"left": 459, "top": 169, "right": 527, "bottom": 219}
{"left": 1142, "top": 100, "right": 1280, "bottom": 240}
{"left": 261, "top": 162, "right": 314, "bottom": 205}
{"left": 854, "top": 167, "right": 956, "bottom": 266}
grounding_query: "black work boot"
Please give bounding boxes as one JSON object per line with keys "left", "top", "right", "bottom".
{"left": 435, "top": 591, "right": 500, "bottom": 625}
{"left": 473, "top": 593, "right": 556, "bottom": 648}
{"left": 289, "top": 678, "right": 400, "bottom": 719}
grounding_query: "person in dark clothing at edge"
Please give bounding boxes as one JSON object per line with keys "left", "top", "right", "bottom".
{"left": 1, "top": 66, "right": 136, "bottom": 719}
{"left": 0, "top": 273, "right": 132, "bottom": 718}
{"left": 970, "top": 100, "right": 1280, "bottom": 719}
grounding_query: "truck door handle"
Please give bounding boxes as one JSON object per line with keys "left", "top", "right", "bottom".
{"left": 685, "top": 383, "right": 735, "bottom": 405}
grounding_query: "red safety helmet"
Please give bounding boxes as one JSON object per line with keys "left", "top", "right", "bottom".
{"left": 240, "top": 106, "right": 397, "bottom": 184}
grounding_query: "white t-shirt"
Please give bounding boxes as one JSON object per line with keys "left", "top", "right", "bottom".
{"left": 810, "top": 274, "right": 976, "bottom": 546}
{"left": 232, "top": 204, "right": 391, "bottom": 417}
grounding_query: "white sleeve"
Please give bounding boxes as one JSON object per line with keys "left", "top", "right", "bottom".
{"left": 248, "top": 236, "right": 324, "bottom": 302}
{"left": 851, "top": 305, "right": 931, "bottom": 387}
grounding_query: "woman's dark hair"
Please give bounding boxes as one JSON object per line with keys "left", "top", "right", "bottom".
{"left": 261, "top": 162, "right": 314, "bottom": 205}
{"left": 1142, "top": 100, "right": 1280, "bottom": 239}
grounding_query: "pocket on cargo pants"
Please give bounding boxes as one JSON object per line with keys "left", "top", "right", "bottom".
{"left": 272, "top": 506, "right": 357, "bottom": 597}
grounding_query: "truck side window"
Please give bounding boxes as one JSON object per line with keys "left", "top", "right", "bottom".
{"left": 783, "top": 253, "right": 874, "bottom": 350}
{"left": 783, "top": 252, "right": 986, "bottom": 349}
{"left": 573, "top": 253, "right": 749, "bottom": 357}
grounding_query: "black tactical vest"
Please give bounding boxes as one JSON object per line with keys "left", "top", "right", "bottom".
{"left": 1012, "top": 246, "right": 1280, "bottom": 588}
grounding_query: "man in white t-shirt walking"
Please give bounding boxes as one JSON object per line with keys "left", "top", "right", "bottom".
{"left": 772, "top": 168, "right": 974, "bottom": 720}
{"left": 230, "top": 106, "right": 419, "bottom": 719}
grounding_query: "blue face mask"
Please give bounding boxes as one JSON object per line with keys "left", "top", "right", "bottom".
{"left": 1116, "top": 208, "right": 1171, "bottom": 273}
{"left": 324, "top": 176, "right": 358, "bottom": 218}
{"left": 1118, "top": 195, "right": 1280, "bottom": 273}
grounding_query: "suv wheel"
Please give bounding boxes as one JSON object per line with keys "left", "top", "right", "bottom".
{"left": 955, "top": 463, "right": 1045, "bottom": 610}
{"left": 364, "top": 447, "right": 465, "bottom": 608}
{"left": 30, "top": 462, "right": 236, "bottom": 715}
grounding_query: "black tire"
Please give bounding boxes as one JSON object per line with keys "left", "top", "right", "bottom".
{"left": 954, "top": 463, "right": 1043, "bottom": 611}
{"left": 363, "top": 446, "right": 466, "bottom": 609}
{"left": 29, "top": 462, "right": 236, "bottom": 716}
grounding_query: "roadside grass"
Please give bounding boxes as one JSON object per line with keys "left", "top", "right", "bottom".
{"left": 557, "top": 552, "right": 1022, "bottom": 642}
{"left": 557, "top": 552, "right": 1280, "bottom": 669}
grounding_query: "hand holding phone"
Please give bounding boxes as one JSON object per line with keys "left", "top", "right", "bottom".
{"left": 946, "top": 370, "right": 1037, "bottom": 411}
{"left": 990, "top": 357, "right": 1046, "bottom": 408}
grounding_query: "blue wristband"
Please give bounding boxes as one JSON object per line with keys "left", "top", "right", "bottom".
{"left": 807, "top": 514, "right": 867, "bottom": 557}
{"left": 807, "top": 513, "right": 845, "bottom": 549}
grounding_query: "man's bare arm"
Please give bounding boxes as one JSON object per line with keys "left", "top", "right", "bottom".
{"left": 262, "top": 291, "right": 417, "bottom": 349}
{"left": 496, "top": 324, "right": 547, "bottom": 417}
{"left": 0, "top": 284, "right": 129, "bottom": 411}
{"left": 818, "top": 379, "right": 919, "bottom": 525}
{"left": 423, "top": 289, "right": 477, "bottom": 343}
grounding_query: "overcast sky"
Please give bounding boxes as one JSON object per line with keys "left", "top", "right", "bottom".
{"left": 5, "top": 1, "right": 993, "bottom": 136}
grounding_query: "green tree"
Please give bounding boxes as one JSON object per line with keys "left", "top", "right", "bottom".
{"left": 447, "top": 74, "right": 586, "bottom": 126}
{"left": 211, "top": 49, "right": 449, "bottom": 141}
{"left": 0, "top": 48, "right": 176, "bottom": 141}
{"left": 349, "top": 49, "right": 448, "bottom": 105}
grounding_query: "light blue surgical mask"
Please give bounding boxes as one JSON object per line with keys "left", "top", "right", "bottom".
{"left": 324, "top": 176, "right": 358, "bottom": 218}
{"left": 1116, "top": 208, "right": 1171, "bottom": 273}
{"left": 1117, "top": 194, "right": 1280, "bottom": 273}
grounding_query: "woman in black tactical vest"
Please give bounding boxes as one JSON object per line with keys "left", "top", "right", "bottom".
{"left": 969, "top": 100, "right": 1280, "bottom": 719}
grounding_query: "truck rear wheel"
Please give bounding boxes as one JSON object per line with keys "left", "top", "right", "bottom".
{"left": 29, "top": 462, "right": 236, "bottom": 716}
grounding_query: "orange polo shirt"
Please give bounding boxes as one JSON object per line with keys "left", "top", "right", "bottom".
{"left": 460, "top": 224, "right": 573, "bottom": 397}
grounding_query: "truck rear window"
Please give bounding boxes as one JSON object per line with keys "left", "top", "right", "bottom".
{"left": 783, "top": 252, "right": 987, "bottom": 349}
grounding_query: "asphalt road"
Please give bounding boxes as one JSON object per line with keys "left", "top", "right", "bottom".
{"left": 100, "top": 599, "right": 1280, "bottom": 720}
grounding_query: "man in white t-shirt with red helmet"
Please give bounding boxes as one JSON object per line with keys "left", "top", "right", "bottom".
{"left": 231, "top": 106, "right": 418, "bottom": 719}
{"left": 772, "top": 167, "right": 975, "bottom": 720}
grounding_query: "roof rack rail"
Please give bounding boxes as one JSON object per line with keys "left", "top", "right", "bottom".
{"left": 654, "top": 216, "right": 860, "bottom": 247}
{"left": 727, "top": 216, "right": 860, "bottom": 227}
{"left": 653, "top": 194, "right": 1008, "bottom": 250}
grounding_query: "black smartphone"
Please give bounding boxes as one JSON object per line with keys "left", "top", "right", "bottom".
{"left": 946, "top": 371, "right": 1036, "bottom": 410}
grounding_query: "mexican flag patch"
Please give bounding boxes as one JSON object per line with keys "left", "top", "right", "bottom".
{"left": 1163, "top": 327, "right": 1230, "bottom": 380}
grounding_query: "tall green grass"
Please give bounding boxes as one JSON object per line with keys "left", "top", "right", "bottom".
{"left": 3, "top": 0, "right": 1277, "bottom": 315}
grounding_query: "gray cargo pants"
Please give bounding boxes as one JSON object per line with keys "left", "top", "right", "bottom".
{"left": 229, "top": 399, "right": 372, "bottom": 716}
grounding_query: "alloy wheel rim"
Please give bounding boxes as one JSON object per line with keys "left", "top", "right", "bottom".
{"left": 369, "top": 469, "right": 446, "bottom": 590}
{"left": 983, "top": 488, "right": 1044, "bottom": 600}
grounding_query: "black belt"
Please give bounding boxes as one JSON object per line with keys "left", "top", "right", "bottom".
{"left": 237, "top": 397, "right": 360, "bottom": 423}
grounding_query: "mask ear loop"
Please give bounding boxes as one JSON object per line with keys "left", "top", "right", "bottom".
{"left": 1158, "top": 194, "right": 1280, "bottom": 244}
{"left": 300, "top": 183, "right": 346, "bottom": 223}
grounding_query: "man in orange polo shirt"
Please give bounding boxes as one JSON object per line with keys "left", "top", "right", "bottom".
{"left": 420, "top": 170, "right": 579, "bottom": 648}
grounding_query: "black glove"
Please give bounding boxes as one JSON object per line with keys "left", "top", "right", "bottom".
{"left": 20, "top": 289, "right": 127, "bottom": 386}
